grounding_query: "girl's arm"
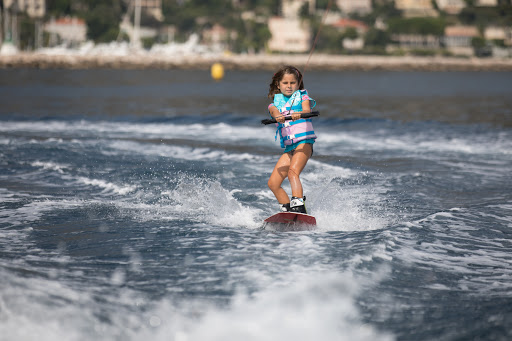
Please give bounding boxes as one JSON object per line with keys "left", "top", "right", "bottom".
{"left": 269, "top": 104, "right": 286, "bottom": 123}
{"left": 291, "top": 100, "right": 311, "bottom": 121}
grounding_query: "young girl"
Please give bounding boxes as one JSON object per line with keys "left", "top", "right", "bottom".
{"left": 267, "top": 65, "right": 317, "bottom": 214}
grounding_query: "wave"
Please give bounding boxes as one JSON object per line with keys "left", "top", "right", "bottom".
{"left": 3, "top": 118, "right": 510, "bottom": 160}
{"left": 0, "top": 244, "right": 395, "bottom": 341}
{"left": 394, "top": 204, "right": 512, "bottom": 296}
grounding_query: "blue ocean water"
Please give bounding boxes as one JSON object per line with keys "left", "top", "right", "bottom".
{"left": 1, "top": 69, "right": 512, "bottom": 340}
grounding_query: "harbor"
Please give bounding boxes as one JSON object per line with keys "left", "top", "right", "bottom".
{"left": 3, "top": 51, "right": 512, "bottom": 71}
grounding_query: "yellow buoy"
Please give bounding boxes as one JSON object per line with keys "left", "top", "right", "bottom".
{"left": 211, "top": 63, "right": 224, "bottom": 81}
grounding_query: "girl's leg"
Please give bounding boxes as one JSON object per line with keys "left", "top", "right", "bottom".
{"left": 288, "top": 143, "right": 312, "bottom": 198}
{"left": 268, "top": 152, "right": 292, "bottom": 204}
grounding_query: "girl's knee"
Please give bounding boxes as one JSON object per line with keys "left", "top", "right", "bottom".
{"left": 288, "top": 167, "right": 299, "bottom": 180}
{"left": 267, "top": 178, "right": 277, "bottom": 191}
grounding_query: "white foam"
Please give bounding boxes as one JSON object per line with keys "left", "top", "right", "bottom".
{"left": 3, "top": 119, "right": 512, "bottom": 159}
{"left": 0, "top": 120, "right": 271, "bottom": 146}
{"left": 27, "top": 159, "right": 137, "bottom": 196}
{"left": 0, "top": 199, "right": 78, "bottom": 228}
{"left": 146, "top": 272, "right": 394, "bottom": 341}
{"left": 318, "top": 128, "right": 512, "bottom": 157}
{"left": 30, "top": 161, "right": 70, "bottom": 174}
{"left": 305, "top": 159, "right": 356, "bottom": 180}
{"left": 303, "top": 171, "right": 390, "bottom": 232}
{"left": 391, "top": 206, "right": 512, "bottom": 294}
{"left": 107, "top": 140, "right": 270, "bottom": 166}
{"left": 0, "top": 267, "right": 139, "bottom": 341}
{"left": 76, "top": 176, "right": 137, "bottom": 196}
{"left": 437, "top": 159, "right": 511, "bottom": 180}
{"left": 0, "top": 267, "right": 395, "bottom": 341}
{"left": 159, "top": 176, "right": 262, "bottom": 229}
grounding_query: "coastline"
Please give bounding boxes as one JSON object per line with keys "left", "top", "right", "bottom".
{"left": 2, "top": 52, "right": 512, "bottom": 71}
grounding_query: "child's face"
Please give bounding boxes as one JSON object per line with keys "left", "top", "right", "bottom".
{"left": 278, "top": 73, "right": 299, "bottom": 96}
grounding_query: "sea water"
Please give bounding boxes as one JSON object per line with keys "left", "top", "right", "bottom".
{"left": 0, "top": 69, "right": 511, "bottom": 340}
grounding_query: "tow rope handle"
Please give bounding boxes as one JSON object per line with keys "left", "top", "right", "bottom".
{"left": 261, "top": 111, "right": 320, "bottom": 125}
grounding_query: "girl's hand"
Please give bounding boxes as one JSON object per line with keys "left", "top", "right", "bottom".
{"left": 270, "top": 106, "right": 286, "bottom": 123}
{"left": 291, "top": 113, "right": 301, "bottom": 121}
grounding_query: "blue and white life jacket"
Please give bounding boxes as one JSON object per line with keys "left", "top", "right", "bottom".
{"left": 271, "top": 89, "right": 317, "bottom": 148}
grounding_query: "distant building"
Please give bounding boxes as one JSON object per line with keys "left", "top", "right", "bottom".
{"left": 435, "top": 0, "right": 465, "bottom": 15}
{"left": 202, "top": 24, "right": 230, "bottom": 48}
{"left": 140, "top": 0, "right": 164, "bottom": 21}
{"left": 321, "top": 11, "right": 345, "bottom": 25}
{"left": 281, "top": 0, "right": 315, "bottom": 18}
{"left": 336, "top": 0, "right": 372, "bottom": 15}
{"left": 2, "top": 0, "right": 46, "bottom": 48}
{"left": 343, "top": 38, "right": 364, "bottom": 50}
{"left": 267, "top": 17, "right": 311, "bottom": 53}
{"left": 444, "top": 25, "right": 479, "bottom": 56}
{"left": 444, "top": 25, "right": 479, "bottom": 46}
{"left": 485, "top": 26, "right": 512, "bottom": 45}
{"left": 394, "top": 0, "right": 438, "bottom": 17}
{"left": 119, "top": 15, "right": 158, "bottom": 43}
{"left": 475, "top": 0, "right": 498, "bottom": 6}
{"left": 44, "top": 17, "right": 87, "bottom": 45}
{"left": 393, "top": 34, "right": 441, "bottom": 48}
{"left": 329, "top": 18, "right": 369, "bottom": 51}
{"left": 157, "top": 25, "right": 177, "bottom": 43}
{"left": 4, "top": 0, "right": 45, "bottom": 18}
{"left": 375, "top": 17, "right": 387, "bottom": 30}
{"left": 332, "top": 18, "right": 369, "bottom": 35}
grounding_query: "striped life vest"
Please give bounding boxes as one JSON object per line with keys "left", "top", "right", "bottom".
{"left": 272, "top": 89, "right": 317, "bottom": 147}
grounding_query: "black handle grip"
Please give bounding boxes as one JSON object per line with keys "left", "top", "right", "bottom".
{"left": 261, "top": 111, "right": 320, "bottom": 125}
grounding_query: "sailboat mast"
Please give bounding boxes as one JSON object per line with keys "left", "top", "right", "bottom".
{"left": 133, "top": 0, "right": 141, "bottom": 49}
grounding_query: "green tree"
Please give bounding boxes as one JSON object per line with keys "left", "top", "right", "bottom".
{"left": 254, "top": 23, "right": 271, "bottom": 52}
{"left": 471, "top": 36, "right": 486, "bottom": 49}
{"left": 313, "top": 26, "right": 344, "bottom": 53}
{"left": 364, "top": 28, "right": 390, "bottom": 47}
{"left": 299, "top": 2, "right": 309, "bottom": 18}
{"left": 315, "top": 0, "right": 339, "bottom": 10}
{"left": 163, "top": 0, "right": 233, "bottom": 32}
{"left": 343, "top": 27, "right": 359, "bottom": 40}
{"left": 388, "top": 17, "right": 445, "bottom": 36}
{"left": 459, "top": 3, "right": 512, "bottom": 27}
{"left": 85, "top": 3, "right": 123, "bottom": 43}
{"left": 352, "top": 0, "right": 401, "bottom": 26}
{"left": 254, "top": 0, "right": 280, "bottom": 15}
{"left": 471, "top": 36, "right": 492, "bottom": 57}
{"left": 19, "top": 14, "right": 35, "bottom": 50}
{"left": 46, "top": 0, "right": 72, "bottom": 16}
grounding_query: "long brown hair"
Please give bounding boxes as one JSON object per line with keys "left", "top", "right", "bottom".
{"left": 267, "top": 65, "right": 305, "bottom": 99}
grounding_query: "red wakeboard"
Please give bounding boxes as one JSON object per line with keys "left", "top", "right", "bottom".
{"left": 263, "top": 212, "right": 316, "bottom": 232}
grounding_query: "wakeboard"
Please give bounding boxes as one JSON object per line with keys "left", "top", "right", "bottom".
{"left": 263, "top": 212, "right": 316, "bottom": 232}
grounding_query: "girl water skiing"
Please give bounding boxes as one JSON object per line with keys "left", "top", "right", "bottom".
{"left": 267, "top": 65, "right": 317, "bottom": 214}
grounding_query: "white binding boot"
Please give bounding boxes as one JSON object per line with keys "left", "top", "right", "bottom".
{"left": 289, "top": 196, "right": 307, "bottom": 214}
{"left": 279, "top": 203, "right": 291, "bottom": 212}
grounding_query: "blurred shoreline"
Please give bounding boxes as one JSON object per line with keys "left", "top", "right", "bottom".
{"left": 2, "top": 52, "right": 512, "bottom": 71}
